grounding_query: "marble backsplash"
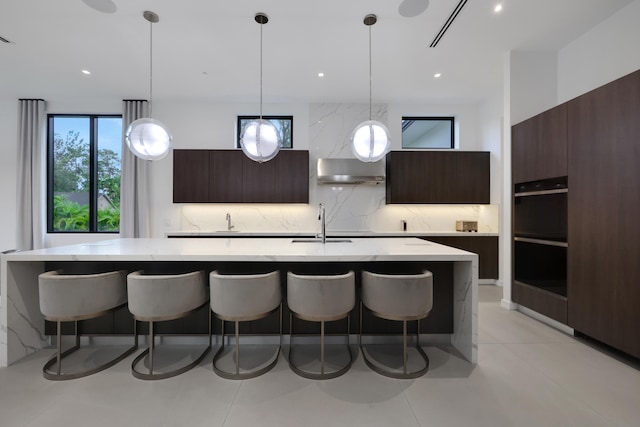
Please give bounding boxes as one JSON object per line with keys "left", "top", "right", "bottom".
{"left": 179, "top": 203, "right": 499, "bottom": 234}
{"left": 176, "top": 103, "right": 499, "bottom": 234}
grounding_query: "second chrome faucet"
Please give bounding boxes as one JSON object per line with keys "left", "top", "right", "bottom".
{"left": 225, "top": 212, "right": 235, "bottom": 231}
{"left": 317, "top": 203, "right": 326, "bottom": 244}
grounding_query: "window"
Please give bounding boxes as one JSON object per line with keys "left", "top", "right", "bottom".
{"left": 47, "top": 115, "right": 122, "bottom": 233}
{"left": 401, "top": 117, "right": 454, "bottom": 149}
{"left": 236, "top": 116, "right": 293, "bottom": 149}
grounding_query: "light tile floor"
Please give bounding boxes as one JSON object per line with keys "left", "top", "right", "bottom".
{"left": 1, "top": 285, "right": 639, "bottom": 427}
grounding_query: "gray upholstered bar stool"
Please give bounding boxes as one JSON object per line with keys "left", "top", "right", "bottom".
{"left": 38, "top": 270, "right": 138, "bottom": 380}
{"left": 209, "top": 270, "right": 282, "bottom": 379}
{"left": 127, "top": 270, "right": 211, "bottom": 380}
{"left": 286, "top": 271, "right": 355, "bottom": 379}
{"left": 360, "top": 270, "right": 433, "bottom": 379}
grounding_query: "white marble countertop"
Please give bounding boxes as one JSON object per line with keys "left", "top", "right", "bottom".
{"left": 5, "top": 237, "right": 477, "bottom": 263}
{"left": 165, "top": 230, "right": 498, "bottom": 238}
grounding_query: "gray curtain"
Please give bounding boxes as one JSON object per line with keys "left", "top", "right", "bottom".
{"left": 120, "top": 100, "right": 151, "bottom": 238}
{"left": 16, "top": 99, "right": 46, "bottom": 250}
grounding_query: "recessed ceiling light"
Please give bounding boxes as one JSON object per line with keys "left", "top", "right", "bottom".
{"left": 81, "top": 69, "right": 91, "bottom": 75}
{"left": 434, "top": 73, "right": 442, "bottom": 78}
{"left": 318, "top": 72, "right": 325, "bottom": 77}
{"left": 494, "top": 4, "right": 503, "bottom": 13}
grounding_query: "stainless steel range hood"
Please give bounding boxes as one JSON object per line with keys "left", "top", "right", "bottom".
{"left": 316, "top": 158, "right": 385, "bottom": 185}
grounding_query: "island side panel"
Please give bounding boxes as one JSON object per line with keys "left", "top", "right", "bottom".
{"left": 451, "top": 258, "right": 478, "bottom": 363}
{"left": 1, "top": 261, "right": 47, "bottom": 366}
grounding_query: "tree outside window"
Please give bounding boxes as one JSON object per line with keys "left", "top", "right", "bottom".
{"left": 237, "top": 116, "right": 293, "bottom": 149}
{"left": 48, "top": 115, "right": 122, "bottom": 232}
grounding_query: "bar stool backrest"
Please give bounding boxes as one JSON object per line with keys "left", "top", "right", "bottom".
{"left": 39, "top": 270, "right": 127, "bottom": 320}
{"left": 361, "top": 271, "right": 433, "bottom": 321}
{"left": 127, "top": 270, "right": 207, "bottom": 321}
{"left": 209, "top": 271, "right": 281, "bottom": 319}
{"left": 287, "top": 271, "right": 355, "bottom": 321}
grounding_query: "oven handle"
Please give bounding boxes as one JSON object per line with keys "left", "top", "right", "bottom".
{"left": 515, "top": 188, "right": 568, "bottom": 197}
{"left": 514, "top": 237, "right": 568, "bottom": 247}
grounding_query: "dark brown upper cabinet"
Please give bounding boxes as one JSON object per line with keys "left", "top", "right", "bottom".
{"left": 385, "top": 151, "right": 490, "bottom": 204}
{"left": 209, "top": 150, "right": 243, "bottom": 203}
{"left": 173, "top": 150, "right": 211, "bottom": 203}
{"left": 512, "top": 103, "right": 567, "bottom": 184}
{"left": 173, "top": 149, "right": 309, "bottom": 203}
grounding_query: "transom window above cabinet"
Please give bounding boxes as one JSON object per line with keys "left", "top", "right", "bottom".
{"left": 401, "top": 117, "right": 454, "bottom": 149}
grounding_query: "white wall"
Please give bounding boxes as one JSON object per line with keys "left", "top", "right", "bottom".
{"left": 558, "top": 0, "right": 640, "bottom": 103}
{"left": 0, "top": 99, "right": 18, "bottom": 252}
{"left": 508, "top": 51, "right": 558, "bottom": 125}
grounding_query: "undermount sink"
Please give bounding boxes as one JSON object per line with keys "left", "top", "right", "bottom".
{"left": 291, "top": 238, "right": 352, "bottom": 243}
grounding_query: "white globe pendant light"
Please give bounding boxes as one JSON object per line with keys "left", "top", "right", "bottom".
{"left": 240, "top": 13, "right": 280, "bottom": 163}
{"left": 352, "top": 14, "right": 391, "bottom": 163}
{"left": 125, "top": 11, "right": 172, "bottom": 161}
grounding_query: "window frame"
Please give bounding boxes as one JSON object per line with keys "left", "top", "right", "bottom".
{"left": 401, "top": 116, "right": 455, "bottom": 149}
{"left": 236, "top": 115, "right": 294, "bottom": 149}
{"left": 46, "top": 114, "right": 122, "bottom": 234}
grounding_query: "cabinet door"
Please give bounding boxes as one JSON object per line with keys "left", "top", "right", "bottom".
{"left": 537, "top": 103, "right": 567, "bottom": 180}
{"left": 209, "top": 150, "right": 243, "bottom": 203}
{"left": 173, "top": 150, "right": 210, "bottom": 202}
{"left": 385, "top": 151, "right": 428, "bottom": 203}
{"left": 273, "top": 150, "right": 309, "bottom": 203}
{"left": 511, "top": 116, "right": 538, "bottom": 184}
{"left": 241, "top": 155, "right": 276, "bottom": 203}
{"left": 453, "top": 152, "right": 491, "bottom": 203}
{"left": 423, "top": 236, "right": 498, "bottom": 279}
{"left": 568, "top": 69, "right": 640, "bottom": 359}
{"left": 512, "top": 104, "right": 567, "bottom": 185}
{"left": 386, "top": 151, "right": 490, "bottom": 204}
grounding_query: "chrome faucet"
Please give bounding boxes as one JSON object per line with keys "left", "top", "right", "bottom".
{"left": 226, "top": 213, "right": 234, "bottom": 231}
{"left": 317, "top": 203, "right": 326, "bottom": 244}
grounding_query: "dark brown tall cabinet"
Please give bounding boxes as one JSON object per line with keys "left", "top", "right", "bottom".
{"left": 567, "top": 69, "right": 640, "bottom": 359}
{"left": 512, "top": 68, "right": 640, "bottom": 359}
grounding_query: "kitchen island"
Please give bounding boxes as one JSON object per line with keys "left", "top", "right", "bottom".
{"left": 1, "top": 237, "right": 477, "bottom": 367}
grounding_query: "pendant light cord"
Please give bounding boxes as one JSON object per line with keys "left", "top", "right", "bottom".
{"left": 149, "top": 18, "right": 154, "bottom": 118}
{"left": 259, "top": 21, "right": 263, "bottom": 119}
{"left": 368, "top": 23, "right": 372, "bottom": 121}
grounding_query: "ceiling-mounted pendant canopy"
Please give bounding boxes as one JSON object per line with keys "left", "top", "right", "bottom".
{"left": 125, "top": 10, "right": 173, "bottom": 161}
{"left": 352, "top": 14, "right": 391, "bottom": 163}
{"left": 239, "top": 12, "right": 280, "bottom": 163}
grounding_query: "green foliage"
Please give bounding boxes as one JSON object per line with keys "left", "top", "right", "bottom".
{"left": 98, "top": 148, "right": 121, "bottom": 205}
{"left": 53, "top": 131, "right": 89, "bottom": 193}
{"left": 98, "top": 207, "right": 120, "bottom": 232}
{"left": 52, "top": 194, "right": 120, "bottom": 232}
{"left": 52, "top": 194, "right": 89, "bottom": 231}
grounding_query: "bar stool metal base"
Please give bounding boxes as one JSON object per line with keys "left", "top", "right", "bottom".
{"left": 43, "top": 315, "right": 138, "bottom": 381}
{"left": 359, "top": 302, "right": 429, "bottom": 379}
{"left": 212, "top": 304, "right": 282, "bottom": 380}
{"left": 132, "top": 306, "right": 212, "bottom": 381}
{"left": 288, "top": 313, "right": 354, "bottom": 380}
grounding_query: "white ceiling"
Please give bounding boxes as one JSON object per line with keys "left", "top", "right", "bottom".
{"left": 0, "top": 0, "right": 633, "bottom": 105}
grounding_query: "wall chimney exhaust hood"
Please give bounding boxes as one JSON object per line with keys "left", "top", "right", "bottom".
{"left": 317, "top": 158, "right": 385, "bottom": 185}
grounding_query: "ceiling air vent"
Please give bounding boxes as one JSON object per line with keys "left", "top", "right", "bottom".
{"left": 0, "top": 35, "right": 14, "bottom": 44}
{"left": 429, "top": 0, "right": 468, "bottom": 48}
